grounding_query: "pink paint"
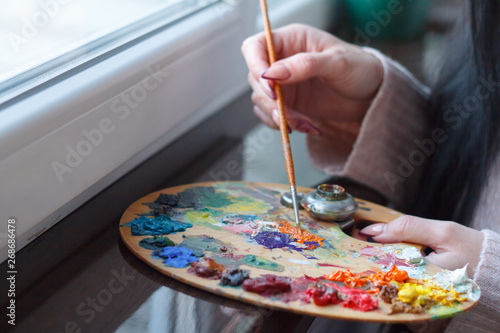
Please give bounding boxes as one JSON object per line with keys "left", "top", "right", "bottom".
{"left": 359, "top": 246, "right": 381, "bottom": 256}
{"left": 220, "top": 252, "right": 246, "bottom": 260}
{"left": 375, "top": 253, "right": 409, "bottom": 267}
{"left": 222, "top": 224, "right": 254, "bottom": 234}
{"left": 359, "top": 246, "right": 410, "bottom": 267}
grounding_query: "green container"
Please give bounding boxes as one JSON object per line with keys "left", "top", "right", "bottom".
{"left": 344, "top": 0, "right": 432, "bottom": 41}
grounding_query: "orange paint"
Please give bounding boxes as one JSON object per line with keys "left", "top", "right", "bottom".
{"left": 325, "top": 265, "right": 410, "bottom": 289}
{"left": 366, "top": 265, "right": 409, "bottom": 286}
{"left": 324, "top": 269, "right": 366, "bottom": 288}
{"left": 278, "top": 221, "right": 324, "bottom": 249}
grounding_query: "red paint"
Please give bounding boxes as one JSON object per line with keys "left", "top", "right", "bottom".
{"left": 306, "top": 285, "right": 340, "bottom": 306}
{"left": 338, "top": 287, "right": 378, "bottom": 312}
{"left": 242, "top": 275, "right": 291, "bottom": 296}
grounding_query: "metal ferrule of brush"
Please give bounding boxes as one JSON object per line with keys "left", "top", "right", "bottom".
{"left": 290, "top": 185, "right": 301, "bottom": 228}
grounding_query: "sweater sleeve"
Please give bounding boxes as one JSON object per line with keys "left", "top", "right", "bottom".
{"left": 445, "top": 229, "right": 500, "bottom": 332}
{"left": 306, "top": 48, "right": 430, "bottom": 208}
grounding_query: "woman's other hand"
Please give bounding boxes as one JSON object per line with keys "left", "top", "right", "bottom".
{"left": 360, "top": 215, "right": 484, "bottom": 276}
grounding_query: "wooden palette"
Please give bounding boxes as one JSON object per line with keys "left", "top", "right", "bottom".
{"left": 119, "top": 181, "right": 479, "bottom": 323}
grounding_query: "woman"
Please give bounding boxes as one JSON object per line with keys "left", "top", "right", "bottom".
{"left": 241, "top": 2, "right": 499, "bottom": 332}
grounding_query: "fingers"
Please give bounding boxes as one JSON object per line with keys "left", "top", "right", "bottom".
{"left": 261, "top": 52, "right": 329, "bottom": 84}
{"left": 360, "top": 216, "right": 447, "bottom": 249}
{"left": 241, "top": 32, "right": 270, "bottom": 81}
{"left": 249, "top": 67, "right": 320, "bottom": 134}
{"left": 253, "top": 105, "right": 278, "bottom": 130}
{"left": 359, "top": 215, "right": 485, "bottom": 274}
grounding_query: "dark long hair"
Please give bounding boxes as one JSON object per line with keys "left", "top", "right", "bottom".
{"left": 411, "top": 1, "right": 500, "bottom": 225}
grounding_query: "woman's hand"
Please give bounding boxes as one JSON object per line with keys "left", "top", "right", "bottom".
{"left": 359, "top": 215, "right": 484, "bottom": 276}
{"left": 241, "top": 23, "right": 383, "bottom": 134}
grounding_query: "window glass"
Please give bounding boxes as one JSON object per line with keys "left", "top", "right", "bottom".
{"left": 0, "top": 0, "right": 218, "bottom": 103}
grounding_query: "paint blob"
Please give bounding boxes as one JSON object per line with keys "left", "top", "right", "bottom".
{"left": 152, "top": 247, "right": 198, "bottom": 268}
{"left": 252, "top": 231, "right": 302, "bottom": 251}
{"left": 220, "top": 269, "right": 250, "bottom": 287}
{"left": 183, "top": 208, "right": 222, "bottom": 231}
{"left": 338, "top": 287, "right": 378, "bottom": 312}
{"left": 242, "top": 255, "right": 284, "bottom": 272}
{"left": 124, "top": 215, "right": 192, "bottom": 236}
{"left": 188, "top": 258, "right": 224, "bottom": 279}
{"left": 306, "top": 285, "right": 341, "bottom": 306}
{"left": 278, "top": 221, "right": 324, "bottom": 249}
{"left": 139, "top": 236, "right": 175, "bottom": 250}
{"left": 179, "top": 235, "right": 233, "bottom": 257}
{"left": 242, "top": 275, "right": 291, "bottom": 296}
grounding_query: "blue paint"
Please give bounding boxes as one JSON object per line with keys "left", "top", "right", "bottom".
{"left": 123, "top": 215, "right": 192, "bottom": 236}
{"left": 253, "top": 231, "right": 302, "bottom": 251}
{"left": 304, "top": 241, "right": 321, "bottom": 248}
{"left": 152, "top": 247, "right": 199, "bottom": 268}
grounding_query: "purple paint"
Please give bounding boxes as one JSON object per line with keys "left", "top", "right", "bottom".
{"left": 252, "top": 231, "right": 303, "bottom": 251}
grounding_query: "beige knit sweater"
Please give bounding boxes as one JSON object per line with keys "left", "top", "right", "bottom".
{"left": 307, "top": 48, "right": 500, "bottom": 332}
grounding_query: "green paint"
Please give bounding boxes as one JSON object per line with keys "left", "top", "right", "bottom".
{"left": 242, "top": 255, "right": 284, "bottom": 272}
{"left": 179, "top": 235, "right": 233, "bottom": 257}
{"left": 214, "top": 182, "right": 248, "bottom": 189}
{"left": 429, "top": 305, "right": 461, "bottom": 320}
{"left": 307, "top": 246, "right": 346, "bottom": 261}
{"left": 139, "top": 236, "right": 175, "bottom": 250}
{"left": 210, "top": 254, "right": 242, "bottom": 269}
{"left": 192, "top": 187, "right": 233, "bottom": 208}
{"left": 183, "top": 208, "right": 222, "bottom": 231}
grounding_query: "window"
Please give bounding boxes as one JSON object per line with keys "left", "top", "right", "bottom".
{"left": 0, "top": 0, "right": 334, "bottom": 261}
{"left": 0, "top": 0, "right": 218, "bottom": 104}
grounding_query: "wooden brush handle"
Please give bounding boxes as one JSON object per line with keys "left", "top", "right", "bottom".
{"left": 259, "top": 0, "right": 296, "bottom": 187}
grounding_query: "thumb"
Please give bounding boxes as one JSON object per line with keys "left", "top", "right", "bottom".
{"left": 359, "top": 215, "right": 447, "bottom": 249}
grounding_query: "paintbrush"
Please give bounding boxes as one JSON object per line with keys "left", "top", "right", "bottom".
{"left": 259, "top": 0, "right": 301, "bottom": 229}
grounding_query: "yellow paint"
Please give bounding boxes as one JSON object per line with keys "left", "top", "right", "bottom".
{"left": 398, "top": 282, "right": 467, "bottom": 307}
{"left": 225, "top": 196, "right": 272, "bottom": 214}
{"left": 184, "top": 210, "right": 219, "bottom": 224}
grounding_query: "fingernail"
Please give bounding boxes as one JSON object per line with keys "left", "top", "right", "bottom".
{"left": 295, "top": 120, "right": 322, "bottom": 135}
{"left": 260, "top": 77, "right": 277, "bottom": 100}
{"left": 261, "top": 63, "right": 291, "bottom": 81}
{"left": 359, "top": 224, "right": 386, "bottom": 236}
